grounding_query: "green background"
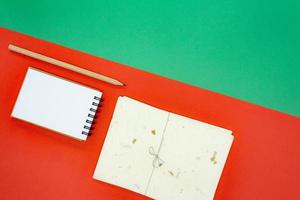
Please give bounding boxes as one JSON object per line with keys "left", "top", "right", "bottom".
{"left": 1, "top": 0, "right": 299, "bottom": 116}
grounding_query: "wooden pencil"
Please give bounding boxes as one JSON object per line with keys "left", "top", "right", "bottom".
{"left": 8, "top": 44, "right": 124, "bottom": 86}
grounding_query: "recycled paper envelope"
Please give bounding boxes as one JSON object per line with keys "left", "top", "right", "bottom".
{"left": 93, "top": 96, "right": 233, "bottom": 200}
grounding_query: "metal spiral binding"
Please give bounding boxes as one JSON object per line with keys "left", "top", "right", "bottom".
{"left": 81, "top": 96, "right": 102, "bottom": 136}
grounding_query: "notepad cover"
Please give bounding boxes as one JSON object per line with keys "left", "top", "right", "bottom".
{"left": 93, "top": 97, "right": 233, "bottom": 200}
{"left": 11, "top": 67, "right": 102, "bottom": 141}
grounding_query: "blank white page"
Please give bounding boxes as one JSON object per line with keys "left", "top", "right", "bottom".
{"left": 12, "top": 68, "right": 102, "bottom": 141}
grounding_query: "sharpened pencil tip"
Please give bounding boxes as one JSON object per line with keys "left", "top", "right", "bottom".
{"left": 113, "top": 79, "right": 125, "bottom": 86}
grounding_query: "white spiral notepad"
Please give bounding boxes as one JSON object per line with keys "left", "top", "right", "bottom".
{"left": 11, "top": 68, "right": 102, "bottom": 141}
{"left": 93, "top": 96, "right": 233, "bottom": 200}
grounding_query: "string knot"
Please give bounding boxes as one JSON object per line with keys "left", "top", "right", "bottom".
{"left": 148, "top": 146, "right": 164, "bottom": 168}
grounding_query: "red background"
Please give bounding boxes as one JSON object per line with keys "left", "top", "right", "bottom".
{"left": 0, "top": 28, "right": 299, "bottom": 200}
